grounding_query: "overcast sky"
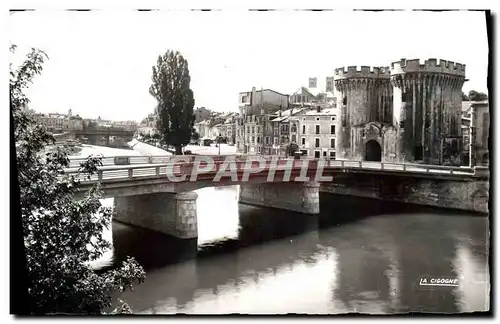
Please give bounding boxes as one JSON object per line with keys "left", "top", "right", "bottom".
{"left": 9, "top": 10, "right": 489, "bottom": 121}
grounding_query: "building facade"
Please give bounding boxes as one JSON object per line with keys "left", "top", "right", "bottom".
{"left": 469, "top": 101, "right": 489, "bottom": 166}
{"left": 237, "top": 87, "right": 289, "bottom": 154}
{"left": 290, "top": 106, "right": 338, "bottom": 159}
{"left": 194, "top": 107, "right": 211, "bottom": 123}
{"left": 35, "top": 109, "right": 84, "bottom": 133}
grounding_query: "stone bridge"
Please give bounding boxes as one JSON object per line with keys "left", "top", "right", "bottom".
{"left": 74, "top": 128, "right": 135, "bottom": 146}
{"left": 66, "top": 155, "right": 489, "bottom": 239}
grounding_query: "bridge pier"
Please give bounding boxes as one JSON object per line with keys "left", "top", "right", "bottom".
{"left": 239, "top": 181, "right": 320, "bottom": 214}
{"left": 113, "top": 191, "right": 198, "bottom": 239}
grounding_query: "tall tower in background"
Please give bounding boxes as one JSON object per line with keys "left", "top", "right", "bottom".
{"left": 390, "top": 59, "right": 466, "bottom": 165}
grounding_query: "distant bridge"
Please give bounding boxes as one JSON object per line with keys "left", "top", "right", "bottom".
{"left": 75, "top": 128, "right": 136, "bottom": 137}
{"left": 73, "top": 128, "right": 135, "bottom": 146}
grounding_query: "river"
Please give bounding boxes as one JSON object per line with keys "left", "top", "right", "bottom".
{"left": 95, "top": 186, "right": 489, "bottom": 314}
{"left": 74, "top": 146, "right": 490, "bottom": 314}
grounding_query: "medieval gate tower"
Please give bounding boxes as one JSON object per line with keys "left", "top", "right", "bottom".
{"left": 334, "top": 66, "right": 393, "bottom": 162}
{"left": 334, "top": 58, "right": 466, "bottom": 166}
{"left": 390, "top": 59, "right": 466, "bottom": 165}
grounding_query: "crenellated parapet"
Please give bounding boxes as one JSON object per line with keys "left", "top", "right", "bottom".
{"left": 390, "top": 73, "right": 465, "bottom": 90}
{"left": 390, "top": 58, "right": 465, "bottom": 76}
{"left": 335, "top": 77, "right": 387, "bottom": 92}
{"left": 334, "top": 65, "right": 391, "bottom": 80}
{"left": 390, "top": 58, "right": 466, "bottom": 90}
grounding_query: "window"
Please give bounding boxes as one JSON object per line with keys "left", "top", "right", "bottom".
{"left": 258, "top": 146, "right": 261, "bottom": 153}
{"left": 301, "top": 150, "right": 308, "bottom": 156}
{"left": 257, "top": 126, "right": 260, "bottom": 133}
{"left": 252, "top": 126, "right": 255, "bottom": 134}
{"left": 252, "top": 136, "right": 255, "bottom": 143}
{"left": 314, "top": 151, "right": 321, "bottom": 158}
{"left": 265, "top": 136, "right": 270, "bottom": 145}
{"left": 241, "top": 95, "right": 247, "bottom": 103}
{"left": 274, "top": 137, "right": 278, "bottom": 145}
{"left": 483, "top": 152, "right": 489, "bottom": 165}
{"left": 302, "top": 137, "right": 306, "bottom": 145}
{"left": 330, "top": 151, "right": 336, "bottom": 159}
{"left": 330, "top": 125, "right": 335, "bottom": 134}
{"left": 291, "top": 124, "right": 297, "bottom": 133}
{"left": 315, "top": 138, "right": 320, "bottom": 148}
{"left": 402, "top": 92, "right": 407, "bottom": 102}
{"left": 257, "top": 137, "right": 261, "bottom": 144}
{"left": 323, "top": 151, "right": 327, "bottom": 157}
{"left": 302, "top": 125, "right": 306, "bottom": 134}
{"left": 315, "top": 125, "right": 320, "bottom": 134}
{"left": 414, "top": 145, "right": 423, "bottom": 161}
{"left": 330, "top": 138, "right": 335, "bottom": 148}
{"left": 400, "top": 120, "right": 405, "bottom": 128}
{"left": 291, "top": 135, "right": 296, "bottom": 142}
{"left": 332, "top": 116, "right": 336, "bottom": 121}
{"left": 343, "top": 97, "right": 347, "bottom": 105}
{"left": 316, "top": 117, "right": 320, "bottom": 121}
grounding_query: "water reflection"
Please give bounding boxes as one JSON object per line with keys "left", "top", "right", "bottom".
{"left": 197, "top": 186, "right": 240, "bottom": 246}
{"left": 102, "top": 186, "right": 489, "bottom": 314}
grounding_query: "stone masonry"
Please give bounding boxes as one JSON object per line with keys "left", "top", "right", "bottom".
{"left": 320, "top": 173, "right": 489, "bottom": 214}
{"left": 239, "top": 181, "right": 320, "bottom": 214}
{"left": 334, "top": 58, "right": 466, "bottom": 166}
{"left": 113, "top": 191, "right": 198, "bottom": 239}
{"left": 390, "top": 59, "right": 465, "bottom": 165}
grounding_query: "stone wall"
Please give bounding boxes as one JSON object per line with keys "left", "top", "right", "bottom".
{"left": 334, "top": 65, "right": 392, "bottom": 161}
{"left": 239, "top": 181, "right": 320, "bottom": 214}
{"left": 320, "top": 173, "right": 489, "bottom": 214}
{"left": 113, "top": 191, "right": 198, "bottom": 239}
{"left": 390, "top": 58, "right": 465, "bottom": 166}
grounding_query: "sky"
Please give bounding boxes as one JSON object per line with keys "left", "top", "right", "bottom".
{"left": 9, "top": 10, "right": 489, "bottom": 121}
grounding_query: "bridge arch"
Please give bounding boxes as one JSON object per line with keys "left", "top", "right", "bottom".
{"left": 365, "top": 140, "right": 382, "bottom": 162}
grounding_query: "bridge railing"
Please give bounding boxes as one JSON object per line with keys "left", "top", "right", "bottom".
{"left": 68, "top": 154, "right": 290, "bottom": 168}
{"left": 64, "top": 156, "right": 480, "bottom": 184}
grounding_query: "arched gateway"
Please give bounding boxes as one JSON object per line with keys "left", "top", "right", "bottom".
{"left": 365, "top": 140, "right": 382, "bottom": 162}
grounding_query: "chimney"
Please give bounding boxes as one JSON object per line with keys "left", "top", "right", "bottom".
{"left": 251, "top": 87, "right": 256, "bottom": 106}
{"left": 316, "top": 106, "right": 321, "bottom": 113}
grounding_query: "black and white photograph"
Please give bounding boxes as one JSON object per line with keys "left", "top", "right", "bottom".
{"left": 7, "top": 4, "right": 492, "bottom": 317}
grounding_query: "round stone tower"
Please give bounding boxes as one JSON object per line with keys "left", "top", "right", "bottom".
{"left": 334, "top": 66, "right": 392, "bottom": 160}
{"left": 390, "top": 58, "right": 466, "bottom": 165}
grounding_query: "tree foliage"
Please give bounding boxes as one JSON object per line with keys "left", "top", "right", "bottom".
{"left": 11, "top": 46, "right": 145, "bottom": 315}
{"left": 467, "top": 90, "right": 488, "bottom": 102}
{"left": 149, "top": 50, "right": 195, "bottom": 155}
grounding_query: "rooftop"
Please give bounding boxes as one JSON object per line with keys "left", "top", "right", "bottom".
{"left": 301, "top": 107, "right": 337, "bottom": 116}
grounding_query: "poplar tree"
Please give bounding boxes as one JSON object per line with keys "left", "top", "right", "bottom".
{"left": 149, "top": 50, "right": 195, "bottom": 155}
